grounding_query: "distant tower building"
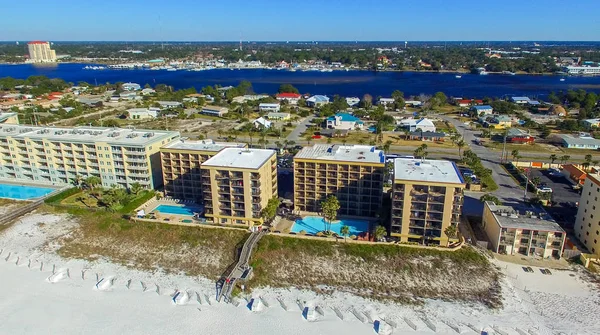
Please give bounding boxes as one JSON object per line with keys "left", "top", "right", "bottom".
{"left": 27, "top": 41, "right": 57, "bottom": 63}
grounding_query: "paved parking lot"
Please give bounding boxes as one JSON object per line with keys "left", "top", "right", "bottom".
{"left": 529, "top": 169, "right": 581, "bottom": 228}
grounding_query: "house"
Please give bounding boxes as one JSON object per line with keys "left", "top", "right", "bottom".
{"left": 482, "top": 115, "right": 512, "bottom": 129}
{"left": 325, "top": 112, "right": 364, "bottom": 130}
{"left": 306, "top": 95, "right": 330, "bottom": 107}
{"left": 276, "top": 93, "right": 302, "bottom": 105}
{"left": 127, "top": 108, "right": 158, "bottom": 120}
{"left": 408, "top": 131, "right": 445, "bottom": 142}
{"left": 561, "top": 133, "right": 600, "bottom": 150}
{"left": 506, "top": 128, "right": 535, "bottom": 144}
{"left": 471, "top": 105, "right": 494, "bottom": 116}
{"left": 400, "top": 118, "right": 436, "bottom": 132}
{"left": 119, "top": 92, "right": 139, "bottom": 101}
{"left": 266, "top": 112, "right": 291, "bottom": 121}
{"left": 511, "top": 97, "right": 531, "bottom": 104}
{"left": 562, "top": 164, "right": 587, "bottom": 186}
{"left": 455, "top": 99, "right": 483, "bottom": 107}
{"left": 404, "top": 100, "right": 423, "bottom": 107}
{"left": 182, "top": 97, "right": 198, "bottom": 104}
{"left": 232, "top": 94, "right": 269, "bottom": 103}
{"left": 141, "top": 88, "right": 156, "bottom": 95}
{"left": 122, "top": 82, "right": 141, "bottom": 91}
{"left": 48, "top": 92, "right": 63, "bottom": 100}
{"left": 157, "top": 101, "right": 183, "bottom": 109}
{"left": 201, "top": 105, "right": 228, "bottom": 117}
{"left": 77, "top": 97, "right": 103, "bottom": 108}
{"left": 253, "top": 117, "right": 272, "bottom": 129}
{"left": 583, "top": 118, "right": 600, "bottom": 130}
{"left": 346, "top": 97, "right": 360, "bottom": 107}
{"left": 378, "top": 98, "right": 395, "bottom": 107}
{"left": 258, "top": 103, "right": 281, "bottom": 113}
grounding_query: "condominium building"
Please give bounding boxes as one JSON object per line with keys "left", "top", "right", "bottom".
{"left": 390, "top": 158, "right": 465, "bottom": 245}
{"left": 293, "top": 144, "right": 385, "bottom": 217}
{"left": 27, "top": 41, "right": 57, "bottom": 63}
{"left": 0, "top": 124, "right": 179, "bottom": 189}
{"left": 201, "top": 148, "right": 278, "bottom": 226}
{"left": 160, "top": 139, "right": 246, "bottom": 201}
{"left": 575, "top": 174, "right": 600, "bottom": 256}
{"left": 483, "top": 201, "right": 565, "bottom": 258}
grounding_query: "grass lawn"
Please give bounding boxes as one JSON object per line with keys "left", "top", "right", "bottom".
{"left": 483, "top": 142, "right": 554, "bottom": 153}
{"left": 62, "top": 192, "right": 100, "bottom": 208}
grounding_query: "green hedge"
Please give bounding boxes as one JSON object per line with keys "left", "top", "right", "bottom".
{"left": 118, "top": 190, "right": 156, "bottom": 214}
{"left": 44, "top": 187, "right": 82, "bottom": 204}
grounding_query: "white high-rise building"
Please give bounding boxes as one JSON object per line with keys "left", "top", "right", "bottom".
{"left": 575, "top": 173, "right": 600, "bottom": 256}
{"left": 27, "top": 41, "right": 57, "bottom": 63}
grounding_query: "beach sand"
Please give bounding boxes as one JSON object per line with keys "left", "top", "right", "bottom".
{"left": 1, "top": 210, "right": 599, "bottom": 335}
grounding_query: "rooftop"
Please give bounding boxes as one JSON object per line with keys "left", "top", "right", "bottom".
{"left": 507, "top": 128, "right": 530, "bottom": 137}
{"left": 393, "top": 158, "right": 464, "bottom": 184}
{"left": 560, "top": 134, "right": 600, "bottom": 146}
{"left": 295, "top": 144, "right": 385, "bottom": 164}
{"left": 276, "top": 93, "right": 301, "bottom": 98}
{"left": 202, "top": 148, "right": 276, "bottom": 170}
{"left": 485, "top": 201, "right": 565, "bottom": 232}
{"left": 0, "top": 124, "right": 179, "bottom": 147}
{"left": 327, "top": 112, "right": 363, "bottom": 123}
{"left": 162, "top": 139, "right": 245, "bottom": 152}
{"left": 473, "top": 105, "right": 493, "bottom": 110}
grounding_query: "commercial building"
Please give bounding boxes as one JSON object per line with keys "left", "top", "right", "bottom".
{"left": 160, "top": 139, "right": 246, "bottom": 201}
{"left": 294, "top": 144, "right": 385, "bottom": 218}
{"left": 563, "top": 66, "right": 600, "bottom": 75}
{"left": 325, "top": 113, "right": 364, "bottom": 130}
{"left": 390, "top": 158, "right": 465, "bottom": 245}
{"left": 201, "top": 148, "right": 278, "bottom": 226}
{"left": 560, "top": 134, "right": 600, "bottom": 150}
{"left": 575, "top": 174, "right": 600, "bottom": 256}
{"left": 483, "top": 202, "right": 565, "bottom": 258}
{"left": 27, "top": 41, "right": 57, "bottom": 63}
{"left": 0, "top": 125, "right": 179, "bottom": 189}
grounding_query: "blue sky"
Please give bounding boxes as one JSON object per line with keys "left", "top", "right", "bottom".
{"left": 2, "top": 0, "right": 599, "bottom": 41}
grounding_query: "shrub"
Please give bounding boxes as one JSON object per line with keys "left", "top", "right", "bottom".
{"left": 118, "top": 190, "right": 156, "bottom": 214}
{"left": 44, "top": 187, "right": 82, "bottom": 204}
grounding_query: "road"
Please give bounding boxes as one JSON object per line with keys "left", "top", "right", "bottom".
{"left": 286, "top": 115, "right": 315, "bottom": 142}
{"left": 435, "top": 114, "right": 525, "bottom": 202}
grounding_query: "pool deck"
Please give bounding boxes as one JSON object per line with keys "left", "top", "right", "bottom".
{"left": 134, "top": 198, "right": 207, "bottom": 225}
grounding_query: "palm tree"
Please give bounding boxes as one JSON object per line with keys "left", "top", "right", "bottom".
{"left": 321, "top": 195, "right": 340, "bottom": 234}
{"left": 531, "top": 176, "right": 541, "bottom": 186}
{"left": 549, "top": 154, "right": 557, "bottom": 164}
{"left": 511, "top": 149, "right": 520, "bottom": 163}
{"left": 374, "top": 225, "right": 387, "bottom": 241}
{"left": 340, "top": 225, "right": 350, "bottom": 242}
{"left": 444, "top": 225, "right": 458, "bottom": 247}
{"left": 84, "top": 176, "right": 101, "bottom": 190}
{"left": 383, "top": 140, "right": 393, "bottom": 154}
{"left": 584, "top": 154, "right": 593, "bottom": 171}
{"left": 456, "top": 139, "right": 466, "bottom": 158}
{"left": 129, "top": 182, "right": 143, "bottom": 196}
{"left": 71, "top": 175, "right": 83, "bottom": 189}
{"left": 402, "top": 127, "right": 410, "bottom": 140}
{"left": 304, "top": 134, "right": 312, "bottom": 146}
{"left": 593, "top": 160, "right": 599, "bottom": 168}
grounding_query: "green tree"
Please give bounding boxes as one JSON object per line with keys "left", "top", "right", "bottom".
{"left": 277, "top": 84, "right": 299, "bottom": 94}
{"left": 560, "top": 155, "right": 570, "bottom": 165}
{"left": 456, "top": 139, "right": 466, "bottom": 158}
{"left": 531, "top": 176, "right": 541, "bottom": 186}
{"left": 549, "top": 154, "right": 557, "bottom": 164}
{"left": 382, "top": 140, "right": 393, "bottom": 154}
{"left": 340, "top": 225, "right": 350, "bottom": 242}
{"left": 444, "top": 225, "right": 458, "bottom": 247}
{"left": 480, "top": 193, "right": 502, "bottom": 205}
{"left": 360, "top": 94, "right": 373, "bottom": 109}
{"left": 511, "top": 149, "right": 520, "bottom": 163}
{"left": 84, "top": 176, "right": 101, "bottom": 190}
{"left": 129, "top": 182, "right": 143, "bottom": 196}
{"left": 321, "top": 195, "right": 341, "bottom": 233}
{"left": 374, "top": 225, "right": 387, "bottom": 241}
{"left": 260, "top": 197, "right": 280, "bottom": 224}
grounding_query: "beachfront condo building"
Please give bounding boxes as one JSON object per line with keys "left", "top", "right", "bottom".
{"left": 160, "top": 139, "right": 246, "bottom": 201}
{"left": 27, "top": 41, "right": 57, "bottom": 63}
{"left": 0, "top": 124, "right": 179, "bottom": 189}
{"left": 200, "top": 148, "right": 278, "bottom": 226}
{"left": 390, "top": 158, "right": 465, "bottom": 245}
{"left": 575, "top": 173, "right": 600, "bottom": 256}
{"left": 482, "top": 201, "right": 565, "bottom": 258}
{"left": 293, "top": 144, "right": 385, "bottom": 217}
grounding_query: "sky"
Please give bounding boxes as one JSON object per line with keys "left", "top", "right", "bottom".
{"left": 2, "top": 0, "right": 599, "bottom": 41}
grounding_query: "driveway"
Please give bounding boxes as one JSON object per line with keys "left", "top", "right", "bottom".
{"left": 286, "top": 115, "right": 315, "bottom": 142}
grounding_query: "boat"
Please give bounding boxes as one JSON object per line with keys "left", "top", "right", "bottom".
{"left": 455, "top": 75, "right": 462, "bottom": 79}
{"left": 560, "top": 78, "right": 566, "bottom": 82}
{"left": 166, "top": 68, "right": 177, "bottom": 72}
{"left": 502, "top": 71, "right": 516, "bottom": 75}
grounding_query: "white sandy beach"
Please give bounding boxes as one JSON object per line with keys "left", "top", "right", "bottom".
{"left": 1, "top": 211, "right": 599, "bottom": 335}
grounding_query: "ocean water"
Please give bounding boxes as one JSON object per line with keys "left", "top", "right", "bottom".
{"left": 2, "top": 63, "right": 600, "bottom": 98}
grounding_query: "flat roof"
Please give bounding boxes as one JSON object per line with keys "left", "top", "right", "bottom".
{"left": 393, "top": 158, "right": 464, "bottom": 184}
{"left": 561, "top": 134, "right": 600, "bottom": 146}
{"left": 202, "top": 148, "right": 275, "bottom": 169}
{"left": 0, "top": 124, "right": 179, "bottom": 147}
{"left": 294, "top": 144, "right": 385, "bottom": 164}
{"left": 485, "top": 202, "right": 565, "bottom": 232}
{"left": 162, "top": 139, "right": 246, "bottom": 152}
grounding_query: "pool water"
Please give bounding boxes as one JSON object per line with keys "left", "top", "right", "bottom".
{"left": 291, "top": 216, "right": 369, "bottom": 235}
{"left": 0, "top": 183, "right": 55, "bottom": 200}
{"left": 153, "top": 204, "right": 200, "bottom": 216}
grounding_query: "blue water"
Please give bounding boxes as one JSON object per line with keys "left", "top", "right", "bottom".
{"left": 2, "top": 63, "right": 600, "bottom": 98}
{"left": 153, "top": 204, "right": 199, "bottom": 216}
{"left": 291, "top": 216, "right": 369, "bottom": 235}
{"left": 0, "top": 183, "right": 55, "bottom": 200}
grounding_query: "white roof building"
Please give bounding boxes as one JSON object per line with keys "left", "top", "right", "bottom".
{"left": 294, "top": 144, "right": 385, "bottom": 164}
{"left": 346, "top": 97, "right": 360, "bottom": 107}
{"left": 202, "top": 148, "right": 276, "bottom": 170}
{"left": 253, "top": 117, "right": 272, "bottom": 129}
{"left": 400, "top": 118, "right": 436, "bottom": 132}
{"left": 258, "top": 103, "right": 281, "bottom": 112}
{"left": 122, "top": 82, "right": 141, "bottom": 91}
{"left": 393, "top": 158, "right": 464, "bottom": 185}
{"left": 162, "top": 139, "right": 246, "bottom": 152}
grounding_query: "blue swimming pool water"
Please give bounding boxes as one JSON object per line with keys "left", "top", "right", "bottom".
{"left": 153, "top": 204, "right": 199, "bottom": 216}
{"left": 0, "top": 183, "right": 55, "bottom": 200}
{"left": 291, "top": 216, "right": 369, "bottom": 235}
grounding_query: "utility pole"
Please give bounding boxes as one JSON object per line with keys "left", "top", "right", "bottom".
{"left": 501, "top": 131, "right": 507, "bottom": 164}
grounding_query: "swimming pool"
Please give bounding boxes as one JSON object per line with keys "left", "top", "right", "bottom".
{"left": 153, "top": 204, "right": 201, "bottom": 216}
{"left": 0, "top": 183, "right": 55, "bottom": 200}
{"left": 291, "top": 216, "right": 369, "bottom": 235}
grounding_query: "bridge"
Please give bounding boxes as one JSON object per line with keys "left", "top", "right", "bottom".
{"left": 216, "top": 229, "right": 266, "bottom": 303}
